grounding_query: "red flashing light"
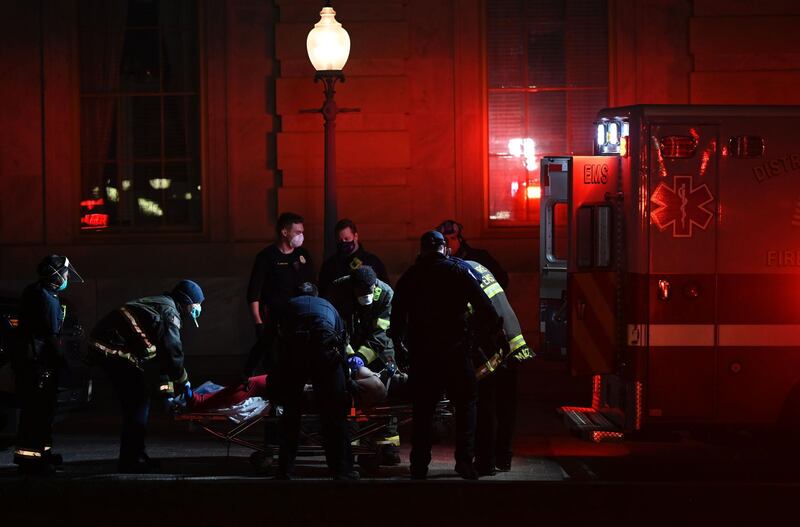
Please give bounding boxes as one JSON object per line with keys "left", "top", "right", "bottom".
{"left": 660, "top": 136, "right": 697, "bottom": 159}
{"left": 591, "top": 431, "right": 624, "bottom": 443}
{"left": 80, "top": 198, "right": 105, "bottom": 211}
{"left": 591, "top": 375, "right": 602, "bottom": 410}
{"left": 81, "top": 213, "right": 109, "bottom": 229}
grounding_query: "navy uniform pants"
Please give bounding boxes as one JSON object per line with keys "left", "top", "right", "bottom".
{"left": 98, "top": 356, "right": 150, "bottom": 466}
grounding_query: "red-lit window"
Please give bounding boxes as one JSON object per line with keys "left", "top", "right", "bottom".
{"left": 78, "top": 0, "right": 201, "bottom": 232}
{"left": 487, "top": 0, "right": 609, "bottom": 225}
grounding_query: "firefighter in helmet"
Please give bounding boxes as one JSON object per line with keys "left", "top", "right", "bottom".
{"left": 13, "top": 255, "right": 83, "bottom": 474}
{"left": 88, "top": 279, "right": 203, "bottom": 473}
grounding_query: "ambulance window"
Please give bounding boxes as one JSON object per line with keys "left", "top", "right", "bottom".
{"left": 552, "top": 202, "right": 568, "bottom": 261}
{"left": 577, "top": 207, "right": 593, "bottom": 268}
{"left": 595, "top": 206, "right": 612, "bottom": 268}
{"left": 576, "top": 205, "right": 612, "bottom": 269}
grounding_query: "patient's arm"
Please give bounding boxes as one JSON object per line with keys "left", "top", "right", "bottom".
{"left": 190, "top": 375, "right": 269, "bottom": 412}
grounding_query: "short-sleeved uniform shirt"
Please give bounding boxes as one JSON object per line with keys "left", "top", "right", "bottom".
{"left": 247, "top": 244, "right": 315, "bottom": 321}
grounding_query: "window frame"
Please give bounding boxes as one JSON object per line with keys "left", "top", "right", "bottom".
{"left": 75, "top": 0, "right": 209, "bottom": 241}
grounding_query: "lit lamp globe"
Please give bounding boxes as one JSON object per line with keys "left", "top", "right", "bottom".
{"left": 306, "top": 6, "right": 350, "bottom": 72}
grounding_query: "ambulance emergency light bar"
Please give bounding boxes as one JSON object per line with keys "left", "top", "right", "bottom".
{"left": 595, "top": 118, "right": 629, "bottom": 155}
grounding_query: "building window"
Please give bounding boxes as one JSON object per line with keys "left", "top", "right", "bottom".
{"left": 487, "top": 0, "right": 608, "bottom": 225}
{"left": 78, "top": 0, "right": 201, "bottom": 232}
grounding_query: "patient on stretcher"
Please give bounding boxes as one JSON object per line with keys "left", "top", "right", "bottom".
{"left": 168, "top": 367, "right": 394, "bottom": 420}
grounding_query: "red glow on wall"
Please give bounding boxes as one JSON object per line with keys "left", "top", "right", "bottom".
{"left": 634, "top": 381, "right": 643, "bottom": 430}
{"left": 80, "top": 198, "right": 105, "bottom": 211}
{"left": 81, "top": 213, "right": 108, "bottom": 229}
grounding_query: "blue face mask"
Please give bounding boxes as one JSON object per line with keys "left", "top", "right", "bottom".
{"left": 190, "top": 304, "right": 202, "bottom": 319}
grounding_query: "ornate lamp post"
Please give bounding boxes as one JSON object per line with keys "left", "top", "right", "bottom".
{"left": 304, "top": 2, "right": 356, "bottom": 258}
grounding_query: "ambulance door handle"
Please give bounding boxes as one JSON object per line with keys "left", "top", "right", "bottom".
{"left": 657, "top": 279, "right": 670, "bottom": 301}
{"left": 577, "top": 299, "right": 587, "bottom": 320}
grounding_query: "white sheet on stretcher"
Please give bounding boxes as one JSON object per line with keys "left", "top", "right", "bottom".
{"left": 195, "top": 380, "right": 271, "bottom": 424}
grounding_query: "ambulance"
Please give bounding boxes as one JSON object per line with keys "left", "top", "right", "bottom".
{"left": 539, "top": 105, "right": 800, "bottom": 440}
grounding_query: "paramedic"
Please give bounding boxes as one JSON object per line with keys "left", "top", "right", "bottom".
{"left": 390, "top": 231, "right": 500, "bottom": 480}
{"left": 272, "top": 283, "right": 357, "bottom": 480}
{"left": 325, "top": 265, "right": 402, "bottom": 465}
{"left": 244, "top": 212, "right": 314, "bottom": 378}
{"left": 88, "top": 280, "right": 203, "bottom": 473}
{"left": 318, "top": 218, "right": 390, "bottom": 297}
{"left": 13, "top": 255, "right": 83, "bottom": 474}
{"left": 436, "top": 219, "right": 508, "bottom": 289}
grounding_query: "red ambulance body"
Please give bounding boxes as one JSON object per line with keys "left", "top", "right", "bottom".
{"left": 540, "top": 105, "right": 800, "bottom": 439}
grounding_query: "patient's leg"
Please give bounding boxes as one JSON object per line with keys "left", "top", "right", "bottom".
{"left": 190, "top": 375, "right": 268, "bottom": 412}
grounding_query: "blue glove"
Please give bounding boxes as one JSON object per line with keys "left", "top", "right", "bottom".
{"left": 183, "top": 381, "right": 193, "bottom": 399}
{"left": 384, "top": 360, "right": 398, "bottom": 376}
{"left": 347, "top": 356, "right": 365, "bottom": 372}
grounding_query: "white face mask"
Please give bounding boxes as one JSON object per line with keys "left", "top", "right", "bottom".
{"left": 357, "top": 293, "right": 373, "bottom": 306}
{"left": 289, "top": 233, "right": 304, "bottom": 248}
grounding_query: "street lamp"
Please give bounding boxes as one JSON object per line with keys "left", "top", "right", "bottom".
{"left": 304, "top": 2, "right": 357, "bottom": 258}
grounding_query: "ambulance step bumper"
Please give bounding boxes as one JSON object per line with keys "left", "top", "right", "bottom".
{"left": 558, "top": 406, "right": 624, "bottom": 442}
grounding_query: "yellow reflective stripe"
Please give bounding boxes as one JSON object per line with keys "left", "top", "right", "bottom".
{"left": 376, "top": 435, "right": 400, "bottom": 446}
{"left": 120, "top": 307, "right": 157, "bottom": 357}
{"left": 513, "top": 347, "right": 533, "bottom": 361}
{"left": 509, "top": 334, "right": 526, "bottom": 352}
{"left": 175, "top": 370, "right": 188, "bottom": 385}
{"left": 376, "top": 318, "right": 390, "bottom": 331}
{"left": 159, "top": 382, "right": 174, "bottom": 393}
{"left": 43, "top": 446, "right": 52, "bottom": 452}
{"left": 345, "top": 344, "right": 355, "bottom": 356}
{"left": 483, "top": 282, "right": 504, "bottom": 299}
{"left": 373, "top": 287, "right": 382, "bottom": 301}
{"left": 356, "top": 345, "right": 378, "bottom": 364}
{"left": 89, "top": 339, "right": 142, "bottom": 369}
{"left": 15, "top": 449, "right": 43, "bottom": 458}
{"left": 60, "top": 305, "right": 67, "bottom": 322}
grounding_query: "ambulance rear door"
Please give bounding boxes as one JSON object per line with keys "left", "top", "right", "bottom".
{"left": 568, "top": 156, "right": 622, "bottom": 375}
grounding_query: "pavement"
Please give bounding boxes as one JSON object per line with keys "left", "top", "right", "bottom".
{"left": 2, "top": 361, "right": 800, "bottom": 525}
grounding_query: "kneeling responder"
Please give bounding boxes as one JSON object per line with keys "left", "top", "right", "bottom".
{"left": 272, "top": 283, "right": 357, "bottom": 480}
{"left": 13, "top": 255, "right": 83, "bottom": 474}
{"left": 325, "top": 265, "right": 404, "bottom": 465}
{"left": 88, "top": 280, "right": 203, "bottom": 473}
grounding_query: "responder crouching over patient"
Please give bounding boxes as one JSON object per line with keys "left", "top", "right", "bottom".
{"left": 271, "top": 282, "right": 358, "bottom": 480}
{"left": 88, "top": 279, "right": 203, "bottom": 473}
{"left": 13, "top": 255, "right": 84, "bottom": 474}
{"left": 325, "top": 265, "right": 406, "bottom": 465}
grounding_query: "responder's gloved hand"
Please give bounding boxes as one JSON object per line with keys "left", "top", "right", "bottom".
{"left": 384, "top": 359, "right": 398, "bottom": 377}
{"left": 165, "top": 394, "right": 187, "bottom": 414}
{"left": 183, "top": 381, "right": 193, "bottom": 399}
{"left": 347, "top": 356, "right": 365, "bottom": 373}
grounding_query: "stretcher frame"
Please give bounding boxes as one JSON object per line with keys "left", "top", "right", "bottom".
{"left": 175, "top": 400, "right": 453, "bottom": 463}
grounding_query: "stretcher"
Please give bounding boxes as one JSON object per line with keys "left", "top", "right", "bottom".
{"left": 175, "top": 392, "right": 453, "bottom": 471}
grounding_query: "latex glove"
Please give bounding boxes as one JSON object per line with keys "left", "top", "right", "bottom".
{"left": 384, "top": 359, "right": 398, "bottom": 376}
{"left": 165, "top": 394, "right": 187, "bottom": 414}
{"left": 347, "top": 356, "right": 365, "bottom": 373}
{"left": 183, "top": 381, "right": 193, "bottom": 399}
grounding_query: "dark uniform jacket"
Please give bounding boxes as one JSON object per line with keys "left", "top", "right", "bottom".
{"left": 460, "top": 260, "right": 533, "bottom": 377}
{"left": 455, "top": 242, "right": 509, "bottom": 290}
{"left": 89, "top": 295, "right": 188, "bottom": 388}
{"left": 247, "top": 244, "right": 314, "bottom": 322}
{"left": 16, "top": 282, "right": 64, "bottom": 366}
{"left": 318, "top": 245, "right": 389, "bottom": 298}
{"left": 325, "top": 276, "right": 394, "bottom": 370}
{"left": 390, "top": 252, "right": 500, "bottom": 361}
{"left": 277, "top": 295, "right": 346, "bottom": 368}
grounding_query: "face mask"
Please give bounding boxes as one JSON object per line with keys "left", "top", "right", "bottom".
{"left": 337, "top": 240, "right": 356, "bottom": 254}
{"left": 57, "top": 279, "right": 68, "bottom": 292}
{"left": 290, "top": 233, "right": 304, "bottom": 248}
{"left": 357, "top": 293, "right": 373, "bottom": 306}
{"left": 188, "top": 303, "right": 202, "bottom": 327}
